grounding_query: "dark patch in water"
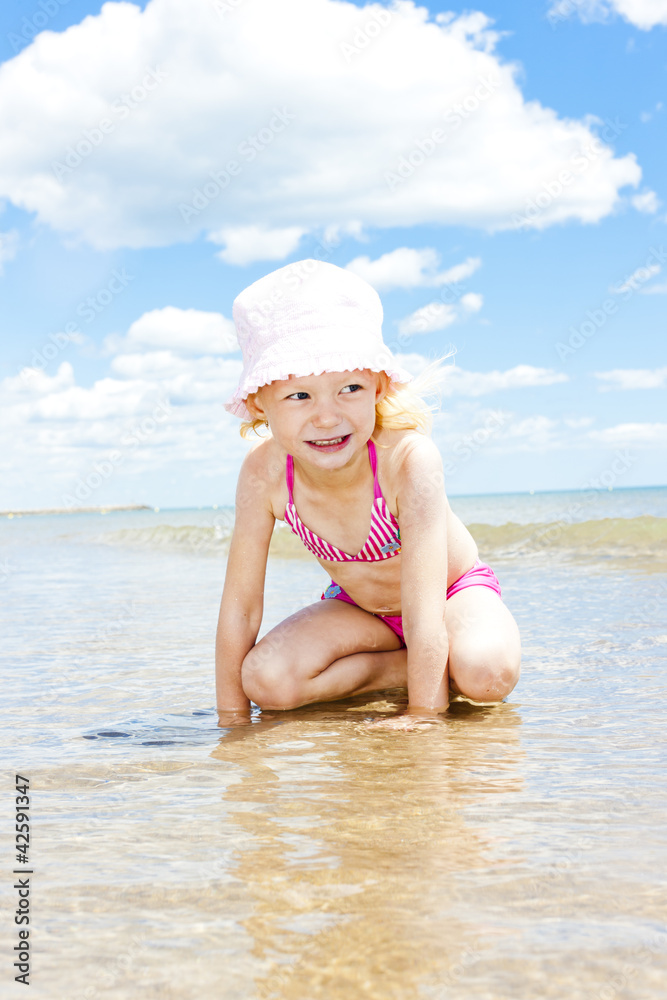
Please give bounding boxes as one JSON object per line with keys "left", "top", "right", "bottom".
{"left": 80, "top": 713, "right": 221, "bottom": 747}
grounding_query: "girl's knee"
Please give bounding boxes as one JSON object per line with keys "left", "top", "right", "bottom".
{"left": 241, "top": 644, "right": 304, "bottom": 710}
{"left": 450, "top": 640, "right": 521, "bottom": 703}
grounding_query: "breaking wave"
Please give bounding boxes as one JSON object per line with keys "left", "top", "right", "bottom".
{"left": 467, "top": 515, "right": 666, "bottom": 561}
{"left": 92, "top": 519, "right": 308, "bottom": 558}
{"left": 91, "top": 515, "right": 667, "bottom": 565}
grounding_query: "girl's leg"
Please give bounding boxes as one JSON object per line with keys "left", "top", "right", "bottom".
{"left": 242, "top": 600, "right": 406, "bottom": 710}
{"left": 445, "top": 586, "right": 521, "bottom": 702}
{"left": 243, "top": 586, "right": 520, "bottom": 711}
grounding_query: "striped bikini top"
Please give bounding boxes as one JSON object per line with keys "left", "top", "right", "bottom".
{"left": 284, "top": 439, "right": 401, "bottom": 563}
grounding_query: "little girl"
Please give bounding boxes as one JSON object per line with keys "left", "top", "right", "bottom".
{"left": 216, "top": 259, "right": 520, "bottom": 722}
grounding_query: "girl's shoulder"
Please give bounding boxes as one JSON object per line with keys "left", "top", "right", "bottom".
{"left": 374, "top": 426, "right": 442, "bottom": 475}
{"left": 373, "top": 427, "right": 444, "bottom": 508}
{"left": 238, "top": 435, "right": 288, "bottom": 517}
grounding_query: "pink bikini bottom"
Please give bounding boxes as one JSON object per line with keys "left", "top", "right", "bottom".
{"left": 321, "top": 558, "right": 502, "bottom": 648}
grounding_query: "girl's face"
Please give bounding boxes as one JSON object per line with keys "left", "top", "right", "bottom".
{"left": 248, "top": 369, "right": 387, "bottom": 465}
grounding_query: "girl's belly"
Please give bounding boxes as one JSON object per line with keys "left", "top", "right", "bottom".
{"left": 318, "top": 556, "right": 404, "bottom": 615}
{"left": 317, "top": 525, "right": 479, "bottom": 616}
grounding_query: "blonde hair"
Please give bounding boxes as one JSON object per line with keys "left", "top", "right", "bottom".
{"left": 239, "top": 356, "right": 453, "bottom": 439}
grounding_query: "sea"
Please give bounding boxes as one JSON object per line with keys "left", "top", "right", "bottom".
{"left": 2, "top": 486, "right": 666, "bottom": 1000}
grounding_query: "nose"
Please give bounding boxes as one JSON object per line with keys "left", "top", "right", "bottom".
{"left": 312, "top": 401, "right": 341, "bottom": 429}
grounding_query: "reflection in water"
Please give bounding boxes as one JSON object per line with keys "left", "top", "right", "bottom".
{"left": 4, "top": 509, "right": 667, "bottom": 998}
{"left": 211, "top": 697, "right": 524, "bottom": 999}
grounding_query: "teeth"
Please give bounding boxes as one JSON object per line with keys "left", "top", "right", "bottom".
{"left": 312, "top": 436, "right": 344, "bottom": 446}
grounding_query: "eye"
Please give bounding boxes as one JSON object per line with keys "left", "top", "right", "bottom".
{"left": 286, "top": 391, "right": 310, "bottom": 400}
{"left": 340, "top": 384, "right": 363, "bottom": 394}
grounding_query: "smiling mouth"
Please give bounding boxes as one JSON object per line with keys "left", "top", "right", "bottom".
{"left": 306, "top": 434, "right": 351, "bottom": 450}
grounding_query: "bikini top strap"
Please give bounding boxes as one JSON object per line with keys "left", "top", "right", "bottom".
{"left": 367, "top": 439, "right": 383, "bottom": 500}
{"left": 285, "top": 454, "right": 295, "bottom": 504}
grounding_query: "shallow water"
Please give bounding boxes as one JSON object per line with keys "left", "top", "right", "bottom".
{"left": 3, "top": 488, "right": 667, "bottom": 999}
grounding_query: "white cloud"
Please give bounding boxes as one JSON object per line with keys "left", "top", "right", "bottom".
{"left": 502, "top": 414, "right": 560, "bottom": 448}
{"left": 610, "top": 263, "right": 661, "bottom": 294}
{"left": 1, "top": 362, "right": 75, "bottom": 396}
{"left": 631, "top": 190, "right": 659, "bottom": 214}
{"left": 393, "top": 358, "right": 570, "bottom": 393}
{"left": 441, "top": 364, "right": 569, "bottom": 396}
{"left": 209, "top": 224, "right": 306, "bottom": 266}
{"left": 109, "top": 306, "right": 238, "bottom": 356}
{"left": 1, "top": 308, "right": 244, "bottom": 433}
{"left": 109, "top": 351, "right": 243, "bottom": 396}
{"left": 639, "top": 101, "right": 665, "bottom": 125}
{"left": 0, "top": 391, "right": 249, "bottom": 510}
{"left": 0, "top": 229, "right": 19, "bottom": 274}
{"left": 110, "top": 351, "right": 187, "bottom": 380}
{"left": 398, "top": 302, "right": 459, "bottom": 336}
{"left": 0, "top": 325, "right": 247, "bottom": 508}
{"left": 436, "top": 408, "right": 563, "bottom": 454}
{"left": 564, "top": 416, "right": 595, "bottom": 429}
{"left": 460, "top": 292, "right": 483, "bottom": 312}
{"left": 640, "top": 281, "right": 667, "bottom": 295}
{"left": 395, "top": 271, "right": 485, "bottom": 335}
{"left": 440, "top": 259, "right": 483, "bottom": 286}
{"left": 392, "top": 352, "right": 434, "bottom": 376}
{"left": 323, "top": 221, "right": 366, "bottom": 247}
{"left": 589, "top": 422, "right": 667, "bottom": 445}
{"left": 0, "top": 0, "right": 641, "bottom": 251}
{"left": 13, "top": 377, "right": 164, "bottom": 422}
{"left": 548, "top": 0, "right": 667, "bottom": 29}
{"left": 2, "top": 362, "right": 242, "bottom": 425}
{"left": 640, "top": 100, "right": 663, "bottom": 123}
{"left": 594, "top": 367, "right": 667, "bottom": 390}
{"left": 346, "top": 248, "right": 481, "bottom": 291}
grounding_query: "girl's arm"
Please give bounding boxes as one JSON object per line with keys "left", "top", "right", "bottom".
{"left": 396, "top": 437, "right": 450, "bottom": 711}
{"left": 216, "top": 447, "right": 276, "bottom": 712}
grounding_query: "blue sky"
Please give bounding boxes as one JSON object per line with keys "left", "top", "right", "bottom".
{"left": 0, "top": 0, "right": 665, "bottom": 510}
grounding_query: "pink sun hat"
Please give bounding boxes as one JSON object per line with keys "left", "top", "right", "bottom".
{"left": 224, "top": 258, "right": 413, "bottom": 420}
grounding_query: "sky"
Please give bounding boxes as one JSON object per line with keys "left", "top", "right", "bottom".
{"left": 0, "top": 0, "right": 665, "bottom": 511}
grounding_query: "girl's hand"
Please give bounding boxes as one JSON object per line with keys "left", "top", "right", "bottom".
{"left": 364, "top": 708, "right": 447, "bottom": 732}
{"left": 216, "top": 705, "right": 253, "bottom": 727}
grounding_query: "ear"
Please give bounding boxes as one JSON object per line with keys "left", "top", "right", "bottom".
{"left": 245, "top": 391, "right": 267, "bottom": 421}
{"left": 374, "top": 371, "right": 390, "bottom": 404}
